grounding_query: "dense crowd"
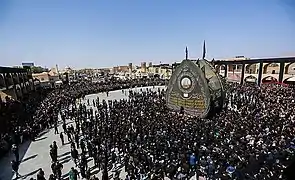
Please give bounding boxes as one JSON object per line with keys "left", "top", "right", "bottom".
{"left": 4, "top": 78, "right": 295, "bottom": 180}
{"left": 0, "top": 89, "right": 50, "bottom": 156}
{"left": 0, "top": 78, "right": 166, "bottom": 157}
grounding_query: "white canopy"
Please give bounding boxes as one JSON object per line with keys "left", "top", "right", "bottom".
{"left": 55, "top": 80, "right": 63, "bottom": 84}
{"left": 285, "top": 76, "right": 295, "bottom": 82}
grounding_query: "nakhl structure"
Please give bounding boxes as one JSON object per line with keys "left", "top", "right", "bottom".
{"left": 166, "top": 45, "right": 225, "bottom": 118}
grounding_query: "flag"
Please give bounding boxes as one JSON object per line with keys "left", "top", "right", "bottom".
{"left": 185, "top": 46, "right": 188, "bottom": 60}
{"left": 202, "top": 40, "right": 206, "bottom": 59}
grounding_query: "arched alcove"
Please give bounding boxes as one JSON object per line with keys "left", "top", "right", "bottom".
{"left": 0, "top": 74, "right": 5, "bottom": 88}
{"left": 5, "top": 73, "right": 13, "bottom": 86}
{"left": 262, "top": 76, "right": 278, "bottom": 83}
{"left": 245, "top": 63, "right": 257, "bottom": 74}
{"left": 263, "top": 63, "right": 279, "bottom": 74}
{"left": 285, "top": 62, "right": 295, "bottom": 74}
{"left": 12, "top": 73, "right": 20, "bottom": 85}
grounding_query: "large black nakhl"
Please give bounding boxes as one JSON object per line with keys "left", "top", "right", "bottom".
{"left": 166, "top": 45, "right": 224, "bottom": 118}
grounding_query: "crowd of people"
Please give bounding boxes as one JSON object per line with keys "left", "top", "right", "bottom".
{"left": 2, "top": 76, "right": 295, "bottom": 180}
{"left": 0, "top": 89, "right": 50, "bottom": 157}
{"left": 0, "top": 78, "right": 165, "bottom": 157}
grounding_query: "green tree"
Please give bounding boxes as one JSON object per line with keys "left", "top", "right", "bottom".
{"left": 31, "top": 66, "right": 49, "bottom": 73}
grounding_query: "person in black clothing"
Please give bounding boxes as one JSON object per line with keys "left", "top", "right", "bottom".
{"left": 11, "top": 160, "right": 20, "bottom": 178}
{"left": 36, "top": 168, "right": 46, "bottom": 180}
{"left": 66, "top": 129, "right": 72, "bottom": 142}
{"left": 48, "top": 174, "right": 55, "bottom": 180}
{"left": 93, "top": 153, "right": 100, "bottom": 170}
{"left": 49, "top": 145, "right": 55, "bottom": 162}
{"left": 71, "top": 147, "right": 79, "bottom": 166}
{"left": 54, "top": 161, "right": 63, "bottom": 180}
{"left": 50, "top": 162, "right": 56, "bottom": 176}
{"left": 71, "top": 141, "right": 76, "bottom": 150}
{"left": 59, "top": 132, "right": 64, "bottom": 145}
{"left": 86, "top": 168, "right": 91, "bottom": 180}
{"left": 80, "top": 153, "right": 88, "bottom": 171}
{"left": 51, "top": 141, "right": 58, "bottom": 162}
{"left": 54, "top": 122, "right": 59, "bottom": 134}
{"left": 12, "top": 144, "right": 19, "bottom": 162}
{"left": 80, "top": 162, "right": 86, "bottom": 178}
{"left": 62, "top": 123, "right": 67, "bottom": 133}
{"left": 80, "top": 139, "right": 86, "bottom": 154}
{"left": 87, "top": 141, "right": 93, "bottom": 157}
{"left": 74, "top": 132, "right": 79, "bottom": 149}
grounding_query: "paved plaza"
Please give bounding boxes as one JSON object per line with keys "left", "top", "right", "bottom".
{"left": 0, "top": 86, "right": 166, "bottom": 180}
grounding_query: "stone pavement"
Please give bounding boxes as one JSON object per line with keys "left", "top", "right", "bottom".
{"left": 0, "top": 86, "right": 165, "bottom": 180}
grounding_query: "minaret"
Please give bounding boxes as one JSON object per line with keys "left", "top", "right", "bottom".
{"left": 185, "top": 46, "right": 189, "bottom": 60}
{"left": 202, "top": 40, "right": 206, "bottom": 60}
{"left": 56, "top": 64, "right": 60, "bottom": 78}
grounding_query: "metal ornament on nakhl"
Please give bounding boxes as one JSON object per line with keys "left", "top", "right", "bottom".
{"left": 196, "top": 59, "right": 225, "bottom": 113}
{"left": 166, "top": 59, "right": 211, "bottom": 118}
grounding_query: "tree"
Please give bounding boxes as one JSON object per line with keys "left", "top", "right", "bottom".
{"left": 31, "top": 66, "right": 49, "bottom": 73}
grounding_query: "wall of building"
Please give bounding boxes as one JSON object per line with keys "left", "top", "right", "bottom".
{"left": 32, "top": 72, "right": 50, "bottom": 82}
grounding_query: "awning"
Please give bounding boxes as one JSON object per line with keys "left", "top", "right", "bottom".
{"left": 55, "top": 80, "right": 63, "bottom": 84}
{"left": 245, "top": 78, "right": 256, "bottom": 82}
{"left": 285, "top": 76, "right": 295, "bottom": 82}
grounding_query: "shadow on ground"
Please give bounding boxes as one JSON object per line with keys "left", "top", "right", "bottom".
{"left": 58, "top": 151, "right": 70, "bottom": 158}
{"left": 33, "top": 136, "right": 47, "bottom": 142}
{"left": 36, "top": 129, "right": 50, "bottom": 138}
{"left": 60, "top": 158, "right": 71, "bottom": 164}
{"left": 62, "top": 172, "right": 69, "bottom": 180}
{"left": 91, "top": 169, "right": 100, "bottom": 175}
{"left": 58, "top": 155, "right": 71, "bottom": 162}
{"left": 21, "top": 154, "right": 38, "bottom": 163}
{"left": 0, "top": 140, "right": 32, "bottom": 180}
{"left": 21, "top": 169, "right": 39, "bottom": 179}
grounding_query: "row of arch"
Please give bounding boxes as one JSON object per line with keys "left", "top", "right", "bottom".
{"left": 214, "top": 61, "right": 295, "bottom": 85}
{"left": 216, "top": 62, "right": 295, "bottom": 75}
{"left": 0, "top": 72, "right": 31, "bottom": 89}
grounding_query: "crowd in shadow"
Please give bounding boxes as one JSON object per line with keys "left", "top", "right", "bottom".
{"left": 0, "top": 89, "right": 50, "bottom": 158}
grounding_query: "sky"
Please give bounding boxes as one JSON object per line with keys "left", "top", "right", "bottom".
{"left": 0, "top": 0, "right": 295, "bottom": 69}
